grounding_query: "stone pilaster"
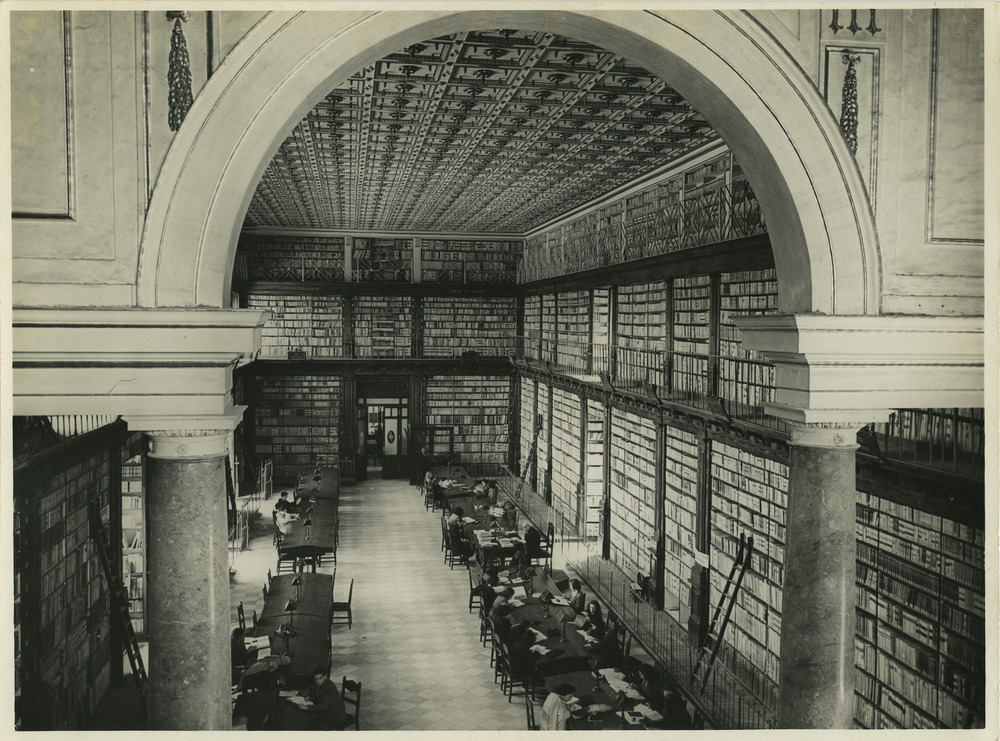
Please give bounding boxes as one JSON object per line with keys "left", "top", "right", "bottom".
{"left": 778, "top": 422, "right": 861, "bottom": 728}
{"left": 141, "top": 418, "right": 239, "bottom": 730}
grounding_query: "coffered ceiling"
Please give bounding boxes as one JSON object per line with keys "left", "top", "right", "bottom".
{"left": 243, "top": 29, "right": 720, "bottom": 236}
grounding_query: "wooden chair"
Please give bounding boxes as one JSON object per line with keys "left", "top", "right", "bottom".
{"left": 478, "top": 599, "right": 494, "bottom": 649}
{"left": 525, "top": 693, "right": 540, "bottom": 731}
{"left": 275, "top": 539, "right": 297, "bottom": 574}
{"left": 266, "top": 568, "right": 273, "bottom": 585}
{"left": 251, "top": 609, "right": 258, "bottom": 632}
{"left": 236, "top": 602, "right": 246, "bottom": 631}
{"left": 338, "top": 676, "right": 362, "bottom": 730}
{"left": 262, "top": 584, "right": 268, "bottom": 601}
{"left": 331, "top": 578, "right": 354, "bottom": 629}
{"left": 541, "top": 522, "right": 555, "bottom": 573}
{"left": 467, "top": 561, "right": 482, "bottom": 614}
{"left": 441, "top": 516, "right": 458, "bottom": 568}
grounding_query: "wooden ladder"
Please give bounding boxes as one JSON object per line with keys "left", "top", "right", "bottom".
{"left": 513, "top": 414, "right": 545, "bottom": 500}
{"left": 89, "top": 503, "right": 148, "bottom": 716}
{"left": 690, "top": 532, "right": 753, "bottom": 692}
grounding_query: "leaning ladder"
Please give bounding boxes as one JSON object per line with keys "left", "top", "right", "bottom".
{"left": 89, "top": 502, "right": 148, "bottom": 714}
{"left": 513, "top": 414, "right": 545, "bottom": 500}
{"left": 690, "top": 532, "right": 754, "bottom": 692}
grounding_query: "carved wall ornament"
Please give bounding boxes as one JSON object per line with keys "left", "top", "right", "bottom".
{"left": 166, "top": 11, "right": 194, "bottom": 132}
{"left": 839, "top": 53, "right": 861, "bottom": 155}
{"left": 830, "top": 10, "right": 881, "bottom": 37}
{"left": 788, "top": 421, "right": 863, "bottom": 450}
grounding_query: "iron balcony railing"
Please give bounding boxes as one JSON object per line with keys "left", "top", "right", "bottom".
{"left": 862, "top": 408, "right": 985, "bottom": 479}
{"left": 520, "top": 180, "right": 766, "bottom": 283}
{"left": 469, "top": 461, "right": 774, "bottom": 729}
{"left": 515, "top": 335, "right": 784, "bottom": 431}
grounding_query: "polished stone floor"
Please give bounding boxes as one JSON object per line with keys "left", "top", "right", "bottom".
{"left": 229, "top": 474, "right": 527, "bottom": 731}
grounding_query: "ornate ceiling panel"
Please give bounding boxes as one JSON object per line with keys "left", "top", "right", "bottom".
{"left": 244, "top": 29, "right": 719, "bottom": 234}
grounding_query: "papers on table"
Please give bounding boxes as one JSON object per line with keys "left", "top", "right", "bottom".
{"left": 529, "top": 644, "right": 551, "bottom": 655}
{"left": 529, "top": 627, "right": 548, "bottom": 642}
{"left": 462, "top": 517, "right": 477, "bottom": 524}
{"left": 587, "top": 703, "right": 614, "bottom": 714}
{"left": 624, "top": 686, "right": 644, "bottom": 700}
{"left": 633, "top": 703, "right": 664, "bottom": 722}
{"left": 576, "top": 629, "right": 591, "bottom": 640}
{"left": 286, "top": 695, "right": 311, "bottom": 709}
{"left": 279, "top": 690, "right": 297, "bottom": 698}
{"left": 492, "top": 585, "right": 506, "bottom": 594}
{"left": 549, "top": 596, "right": 569, "bottom": 606}
{"left": 623, "top": 711, "right": 644, "bottom": 726}
{"left": 600, "top": 669, "right": 631, "bottom": 693}
{"left": 510, "top": 598, "right": 525, "bottom": 607}
{"left": 246, "top": 635, "right": 270, "bottom": 650}
{"left": 511, "top": 585, "right": 527, "bottom": 599}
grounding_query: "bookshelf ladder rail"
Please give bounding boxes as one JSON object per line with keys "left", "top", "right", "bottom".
{"left": 514, "top": 415, "right": 545, "bottom": 501}
{"left": 89, "top": 502, "right": 149, "bottom": 710}
{"left": 691, "top": 532, "right": 754, "bottom": 692}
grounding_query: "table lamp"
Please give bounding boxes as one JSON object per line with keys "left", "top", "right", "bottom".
{"left": 558, "top": 612, "right": 568, "bottom": 642}
{"left": 303, "top": 517, "right": 313, "bottom": 540}
{"left": 283, "top": 599, "right": 298, "bottom": 635}
{"left": 291, "top": 574, "right": 303, "bottom": 602}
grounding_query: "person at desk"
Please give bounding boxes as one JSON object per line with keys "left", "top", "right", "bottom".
{"left": 446, "top": 506, "right": 465, "bottom": 528}
{"left": 507, "top": 542, "right": 531, "bottom": 572}
{"left": 501, "top": 500, "right": 518, "bottom": 530}
{"left": 490, "top": 586, "right": 515, "bottom": 621}
{"left": 583, "top": 623, "right": 623, "bottom": 669}
{"left": 231, "top": 627, "right": 259, "bottom": 682}
{"left": 274, "top": 490, "right": 300, "bottom": 515}
{"left": 540, "top": 683, "right": 576, "bottom": 730}
{"left": 580, "top": 600, "right": 606, "bottom": 637}
{"left": 566, "top": 579, "right": 586, "bottom": 614}
{"left": 293, "top": 666, "right": 347, "bottom": 730}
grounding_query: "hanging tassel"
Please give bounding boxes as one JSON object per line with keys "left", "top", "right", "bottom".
{"left": 167, "top": 12, "right": 193, "bottom": 132}
{"left": 839, "top": 54, "right": 861, "bottom": 155}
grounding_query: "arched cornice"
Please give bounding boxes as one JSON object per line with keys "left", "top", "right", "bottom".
{"left": 138, "top": 9, "right": 880, "bottom": 315}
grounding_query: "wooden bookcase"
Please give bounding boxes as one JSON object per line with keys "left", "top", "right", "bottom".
{"left": 854, "top": 492, "right": 985, "bottom": 728}
{"left": 708, "top": 441, "right": 789, "bottom": 711}
{"left": 353, "top": 296, "right": 412, "bottom": 358}
{"left": 608, "top": 409, "right": 657, "bottom": 579}
{"left": 717, "top": 269, "right": 778, "bottom": 409}
{"left": 583, "top": 399, "right": 605, "bottom": 539}
{"left": 423, "top": 375, "right": 509, "bottom": 464}
{"left": 246, "top": 293, "right": 345, "bottom": 358}
{"left": 422, "top": 296, "right": 517, "bottom": 358}
{"left": 555, "top": 290, "right": 590, "bottom": 369}
{"left": 121, "top": 455, "right": 145, "bottom": 637}
{"left": 550, "top": 387, "right": 583, "bottom": 527}
{"left": 418, "top": 238, "right": 520, "bottom": 284}
{"left": 663, "top": 425, "right": 700, "bottom": 620}
{"left": 253, "top": 375, "right": 341, "bottom": 480}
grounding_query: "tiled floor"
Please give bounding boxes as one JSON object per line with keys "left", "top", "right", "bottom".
{"left": 229, "top": 476, "right": 527, "bottom": 731}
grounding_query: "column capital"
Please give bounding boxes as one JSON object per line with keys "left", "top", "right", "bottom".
{"left": 126, "top": 408, "right": 246, "bottom": 460}
{"left": 787, "top": 421, "right": 863, "bottom": 449}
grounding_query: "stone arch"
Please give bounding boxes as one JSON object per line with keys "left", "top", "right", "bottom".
{"left": 138, "top": 9, "right": 880, "bottom": 315}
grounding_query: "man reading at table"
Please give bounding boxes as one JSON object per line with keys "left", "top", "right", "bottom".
{"left": 296, "top": 666, "right": 347, "bottom": 730}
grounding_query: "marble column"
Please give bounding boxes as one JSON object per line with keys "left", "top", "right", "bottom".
{"left": 777, "top": 423, "right": 860, "bottom": 729}
{"left": 144, "top": 428, "right": 233, "bottom": 730}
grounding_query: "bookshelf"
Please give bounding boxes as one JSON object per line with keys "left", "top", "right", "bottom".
{"left": 672, "top": 275, "right": 711, "bottom": 394}
{"left": 708, "top": 441, "right": 788, "bottom": 711}
{"left": 854, "top": 491, "right": 985, "bottom": 729}
{"left": 236, "top": 234, "right": 346, "bottom": 283}
{"left": 663, "top": 426, "right": 700, "bottom": 621}
{"left": 591, "top": 288, "right": 611, "bottom": 347}
{"left": 616, "top": 281, "right": 668, "bottom": 352}
{"left": 352, "top": 238, "right": 412, "bottom": 282}
{"left": 608, "top": 408, "right": 657, "bottom": 578}
{"left": 253, "top": 375, "right": 341, "bottom": 480}
{"left": 536, "top": 382, "right": 551, "bottom": 494}
{"left": 121, "top": 456, "right": 145, "bottom": 637}
{"left": 24, "top": 449, "right": 115, "bottom": 729}
{"left": 422, "top": 296, "right": 517, "bottom": 358}
{"left": 246, "top": 293, "right": 345, "bottom": 358}
{"left": 418, "top": 238, "right": 520, "bottom": 284}
{"left": 718, "top": 269, "right": 778, "bottom": 409}
{"left": 353, "top": 296, "right": 412, "bottom": 358}
{"left": 519, "top": 377, "right": 537, "bottom": 482}
{"left": 423, "top": 376, "right": 509, "bottom": 463}
{"left": 556, "top": 290, "right": 590, "bottom": 370}
{"left": 550, "top": 387, "right": 583, "bottom": 528}
{"left": 541, "top": 296, "right": 557, "bottom": 364}
{"left": 584, "top": 399, "right": 605, "bottom": 538}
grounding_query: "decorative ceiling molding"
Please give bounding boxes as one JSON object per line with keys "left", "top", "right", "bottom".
{"left": 244, "top": 29, "right": 718, "bottom": 234}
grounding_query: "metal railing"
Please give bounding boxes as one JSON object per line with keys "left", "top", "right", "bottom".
{"left": 865, "top": 408, "right": 985, "bottom": 478}
{"left": 231, "top": 460, "right": 271, "bottom": 556}
{"left": 520, "top": 181, "right": 766, "bottom": 283}
{"left": 562, "top": 541, "right": 777, "bottom": 729}
{"left": 516, "top": 335, "right": 784, "bottom": 431}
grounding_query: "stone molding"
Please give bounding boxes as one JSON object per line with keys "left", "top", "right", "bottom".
{"left": 736, "top": 314, "right": 983, "bottom": 421}
{"left": 787, "top": 421, "right": 863, "bottom": 449}
{"left": 11, "top": 308, "right": 268, "bottom": 416}
{"left": 137, "top": 408, "right": 245, "bottom": 459}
